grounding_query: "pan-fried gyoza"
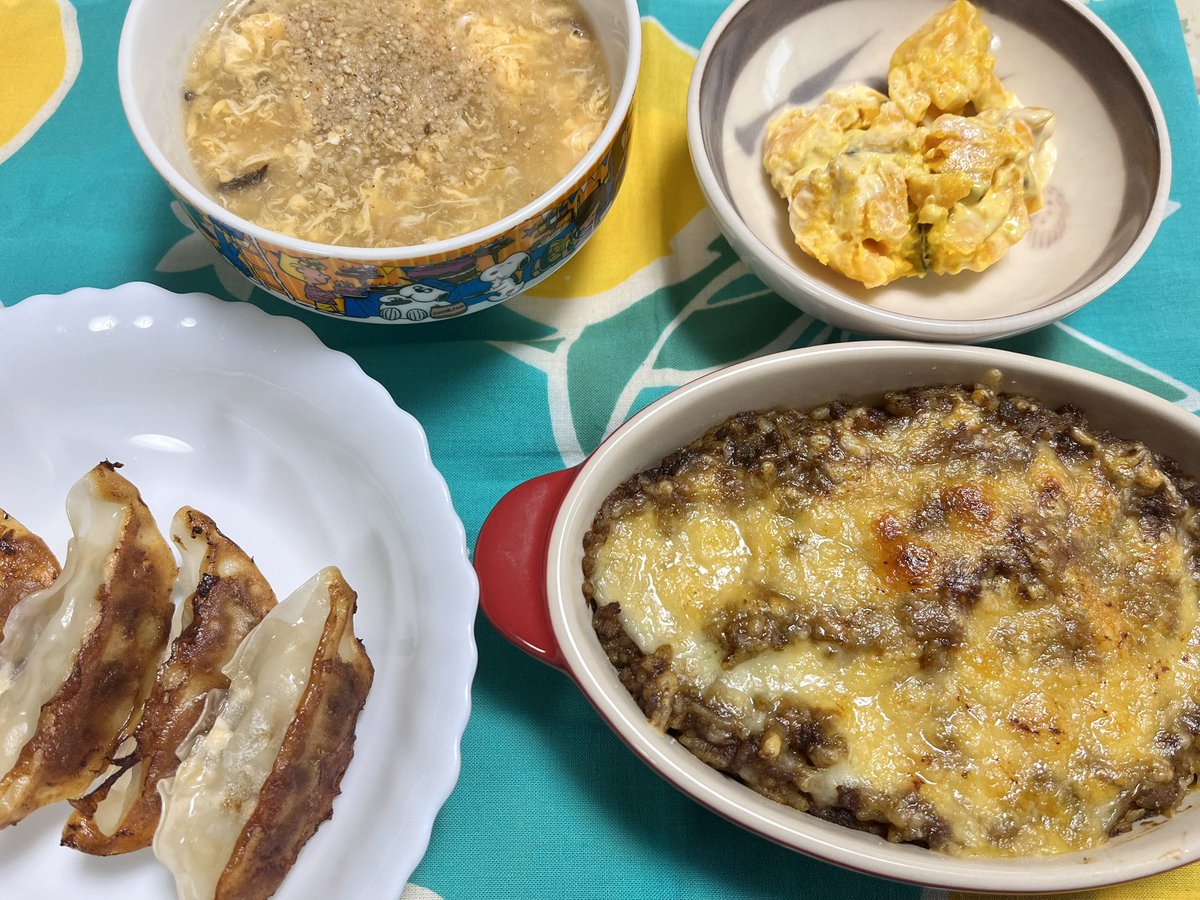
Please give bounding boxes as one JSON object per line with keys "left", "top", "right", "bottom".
{"left": 155, "top": 566, "right": 374, "bottom": 900}
{"left": 0, "top": 465, "right": 376, "bottom": 897}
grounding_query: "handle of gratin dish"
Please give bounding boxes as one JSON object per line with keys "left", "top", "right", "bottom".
{"left": 475, "top": 466, "right": 580, "bottom": 670}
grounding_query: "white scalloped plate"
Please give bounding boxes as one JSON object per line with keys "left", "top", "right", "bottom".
{"left": 0, "top": 284, "right": 477, "bottom": 899}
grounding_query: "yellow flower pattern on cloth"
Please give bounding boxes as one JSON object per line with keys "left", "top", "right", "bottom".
{"left": 763, "top": 0, "right": 1055, "bottom": 288}
{"left": 0, "top": 0, "right": 81, "bottom": 165}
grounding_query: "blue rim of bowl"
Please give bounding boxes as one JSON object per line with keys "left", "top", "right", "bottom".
{"left": 685, "top": 0, "right": 1173, "bottom": 340}
{"left": 118, "top": 0, "right": 642, "bottom": 262}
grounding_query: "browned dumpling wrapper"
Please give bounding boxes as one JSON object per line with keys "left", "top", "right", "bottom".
{"left": 154, "top": 566, "right": 374, "bottom": 900}
{"left": 0, "top": 462, "right": 176, "bottom": 828}
{"left": 0, "top": 508, "right": 60, "bottom": 637}
{"left": 63, "top": 507, "right": 277, "bottom": 854}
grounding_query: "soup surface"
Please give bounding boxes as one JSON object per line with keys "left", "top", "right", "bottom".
{"left": 183, "top": 0, "right": 611, "bottom": 247}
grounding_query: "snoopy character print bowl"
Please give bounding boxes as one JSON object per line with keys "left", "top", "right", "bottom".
{"left": 686, "top": 0, "right": 1171, "bottom": 342}
{"left": 118, "top": 0, "right": 639, "bottom": 324}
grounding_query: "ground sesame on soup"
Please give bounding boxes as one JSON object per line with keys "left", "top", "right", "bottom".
{"left": 183, "top": 0, "right": 612, "bottom": 247}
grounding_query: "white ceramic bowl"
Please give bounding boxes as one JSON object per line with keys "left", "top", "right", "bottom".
{"left": 477, "top": 342, "right": 1200, "bottom": 892}
{"left": 687, "top": 0, "right": 1171, "bottom": 342}
{"left": 118, "top": 0, "right": 639, "bottom": 324}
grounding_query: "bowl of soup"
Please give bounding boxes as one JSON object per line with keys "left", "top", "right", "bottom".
{"left": 119, "top": 0, "right": 639, "bottom": 323}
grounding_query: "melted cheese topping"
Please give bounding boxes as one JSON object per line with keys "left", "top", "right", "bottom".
{"left": 154, "top": 569, "right": 332, "bottom": 900}
{"left": 586, "top": 385, "right": 1200, "bottom": 856}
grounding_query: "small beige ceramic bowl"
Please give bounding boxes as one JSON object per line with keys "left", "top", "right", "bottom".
{"left": 687, "top": 0, "right": 1171, "bottom": 342}
{"left": 119, "top": 0, "right": 639, "bottom": 324}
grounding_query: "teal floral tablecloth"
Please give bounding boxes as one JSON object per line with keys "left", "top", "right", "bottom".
{"left": 2, "top": 0, "right": 1200, "bottom": 897}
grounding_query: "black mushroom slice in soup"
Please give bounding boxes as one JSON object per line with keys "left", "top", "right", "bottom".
{"left": 582, "top": 382, "right": 1200, "bottom": 856}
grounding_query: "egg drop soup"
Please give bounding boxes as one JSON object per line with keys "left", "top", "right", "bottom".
{"left": 183, "top": 0, "right": 612, "bottom": 247}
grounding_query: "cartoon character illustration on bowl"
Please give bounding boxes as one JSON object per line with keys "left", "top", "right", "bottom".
{"left": 277, "top": 254, "right": 352, "bottom": 315}
{"left": 479, "top": 252, "right": 530, "bottom": 302}
{"left": 376, "top": 283, "right": 453, "bottom": 322}
{"left": 375, "top": 252, "right": 532, "bottom": 320}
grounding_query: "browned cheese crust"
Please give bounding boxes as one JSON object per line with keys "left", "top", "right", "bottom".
{"left": 583, "top": 384, "right": 1200, "bottom": 856}
{"left": 0, "top": 509, "right": 60, "bottom": 639}
{"left": 0, "top": 462, "right": 177, "bottom": 829}
{"left": 64, "top": 507, "right": 277, "bottom": 854}
{"left": 216, "top": 568, "right": 374, "bottom": 900}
